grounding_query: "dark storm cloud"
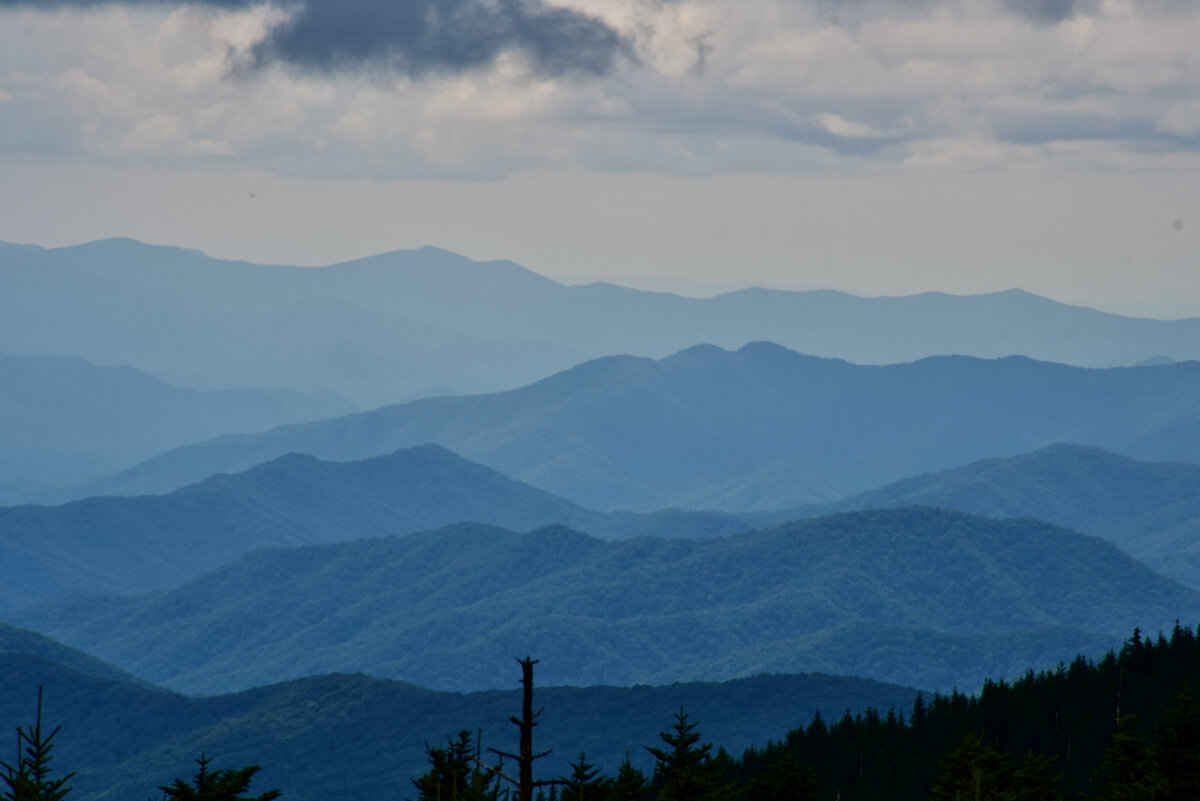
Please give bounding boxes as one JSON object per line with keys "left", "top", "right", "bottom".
{"left": 255, "top": 0, "right": 632, "bottom": 78}
{"left": 1000, "top": 0, "right": 1078, "bottom": 24}
{"left": 0, "top": 0, "right": 633, "bottom": 78}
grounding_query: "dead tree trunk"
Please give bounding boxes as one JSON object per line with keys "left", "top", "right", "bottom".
{"left": 487, "top": 656, "right": 557, "bottom": 801}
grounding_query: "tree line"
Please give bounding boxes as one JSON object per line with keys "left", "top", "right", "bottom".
{"left": 9, "top": 624, "right": 1200, "bottom": 800}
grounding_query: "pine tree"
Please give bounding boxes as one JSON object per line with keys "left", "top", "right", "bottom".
{"left": 1096, "top": 714, "right": 1162, "bottom": 801}
{"left": 1, "top": 686, "right": 74, "bottom": 801}
{"left": 158, "top": 754, "right": 281, "bottom": 801}
{"left": 1006, "top": 752, "right": 1060, "bottom": 801}
{"left": 560, "top": 752, "right": 609, "bottom": 801}
{"left": 610, "top": 753, "right": 647, "bottom": 801}
{"left": 928, "top": 732, "right": 1012, "bottom": 801}
{"left": 1154, "top": 684, "right": 1200, "bottom": 801}
{"left": 411, "top": 730, "right": 502, "bottom": 801}
{"left": 646, "top": 708, "right": 716, "bottom": 801}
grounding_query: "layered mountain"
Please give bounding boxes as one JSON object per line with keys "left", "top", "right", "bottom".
{"left": 8, "top": 508, "right": 1194, "bottom": 694}
{"left": 60, "top": 343, "right": 1200, "bottom": 510}
{"left": 807, "top": 444, "right": 1200, "bottom": 588}
{"left": 6, "top": 238, "right": 1200, "bottom": 409}
{"left": 0, "top": 637, "right": 917, "bottom": 801}
{"left": 0, "top": 445, "right": 765, "bottom": 611}
{"left": 0, "top": 352, "right": 353, "bottom": 499}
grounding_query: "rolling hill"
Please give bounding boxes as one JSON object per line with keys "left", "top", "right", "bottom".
{"left": 57, "top": 343, "right": 1200, "bottom": 511}
{"left": 0, "top": 445, "right": 764, "bottom": 611}
{"left": 8, "top": 508, "right": 1193, "bottom": 694}
{"left": 806, "top": 444, "right": 1200, "bottom": 587}
{"left": 0, "top": 640, "right": 918, "bottom": 801}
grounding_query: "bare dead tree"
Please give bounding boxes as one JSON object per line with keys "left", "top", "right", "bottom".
{"left": 478, "top": 657, "right": 562, "bottom": 801}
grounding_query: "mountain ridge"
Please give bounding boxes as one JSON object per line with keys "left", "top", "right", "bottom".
{"left": 8, "top": 508, "right": 1192, "bottom": 695}
{"left": 45, "top": 343, "right": 1200, "bottom": 511}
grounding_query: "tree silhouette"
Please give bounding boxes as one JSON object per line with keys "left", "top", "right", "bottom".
{"left": 158, "top": 754, "right": 280, "bottom": 801}
{"left": 1, "top": 686, "right": 74, "bottom": 801}
{"left": 646, "top": 708, "right": 716, "bottom": 801}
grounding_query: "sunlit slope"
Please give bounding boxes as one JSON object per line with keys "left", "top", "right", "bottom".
{"left": 9, "top": 508, "right": 1194, "bottom": 694}
{"left": 67, "top": 344, "right": 1200, "bottom": 510}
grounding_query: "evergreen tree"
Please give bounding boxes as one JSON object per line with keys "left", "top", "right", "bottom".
{"left": 1153, "top": 684, "right": 1200, "bottom": 801}
{"left": 1096, "top": 715, "right": 1162, "bottom": 801}
{"left": 743, "top": 753, "right": 817, "bottom": 801}
{"left": 610, "top": 754, "right": 647, "bottom": 801}
{"left": 928, "top": 732, "right": 1012, "bottom": 801}
{"left": 646, "top": 708, "right": 716, "bottom": 801}
{"left": 561, "top": 752, "right": 609, "bottom": 801}
{"left": 410, "top": 731, "right": 502, "bottom": 801}
{"left": 158, "top": 754, "right": 280, "bottom": 801}
{"left": 1, "top": 686, "right": 74, "bottom": 801}
{"left": 1006, "top": 752, "right": 1059, "bottom": 801}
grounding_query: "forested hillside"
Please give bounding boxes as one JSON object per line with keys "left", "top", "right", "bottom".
{"left": 0, "top": 446, "right": 761, "bottom": 609}
{"left": 809, "top": 444, "right": 1200, "bottom": 589}
{"left": 0, "top": 645, "right": 916, "bottom": 801}
{"left": 8, "top": 508, "right": 1191, "bottom": 694}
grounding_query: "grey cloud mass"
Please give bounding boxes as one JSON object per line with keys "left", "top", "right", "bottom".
{"left": 255, "top": 0, "right": 633, "bottom": 77}
{"left": 0, "top": 0, "right": 632, "bottom": 77}
{"left": 1000, "top": 0, "right": 1079, "bottom": 24}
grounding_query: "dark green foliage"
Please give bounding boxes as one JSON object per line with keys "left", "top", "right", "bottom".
{"left": 409, "top": 731, "right": 502, "bottom": 801}
{"left": 646, "top": 710, "right": 717, "bottom": 801}
{"left": 1008, "top": 752, "right": 1060, "bottom": 801}
{"left": 560, "top": 752, "right": 609, "bottom": 801}
{"left": 1153, "top": 683, "right": 1200, "bottom": 799}
{"left": 1, "top": 687, "right": 74, "bottom": 801}
{"left": 158, "top": 754, "right": 280, "bottom": 801}
{"left": 0, "top": 647, "right": 911, "bottom": 801}
{"left": 928, "top": 733, "right": 1012, "bottom": 801}
{"left": 742, "top": 753, "right": 816, "bottom": 801}
{"left": 1095, "top": 715, "right": 1161, "bottom": 801}
{"left": 722, "top": 624, "right": 1200, "bottom": 801}
{"left": 609, "top": 755, "right": 647, "bottom": 801}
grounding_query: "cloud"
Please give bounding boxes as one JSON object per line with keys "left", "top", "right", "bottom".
{"left": 1000, "top": 0, "right": 1079, "bottom": 25}
{"left": 0, "top": 0, "right": 633, "bottom": 78}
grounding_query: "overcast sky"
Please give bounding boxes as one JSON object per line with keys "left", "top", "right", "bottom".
{"left": 0, "top": 0, "right": 1197, "bottom": 315}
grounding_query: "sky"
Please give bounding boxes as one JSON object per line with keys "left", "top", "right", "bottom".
{"left": 0, "top": 0, "right": 1197, "bottom": 316}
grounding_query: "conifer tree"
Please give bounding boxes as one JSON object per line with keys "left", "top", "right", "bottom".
{"left": 743, "top": 753, "right": 817, "bottom": 801}
{"left": 610, "top": 753, "right": 647, "bottom": 801}
{"left": 646, "top": 708, "right": 716, "bottom": 801}
{"left": 927, "top": 732, "right": 1012, "bottom": 801}
{"left": 1007, "top": 752, "right": 1060, "bottom": 801}
{"left": 1153, "top": 684, "right": 1200, "bottom": 801}
{"left": 158, "top": 753, "right": 280, "bottom": 801}
{"left": 411, "top": 730, "right": 502, "bottom": 801}
{"left": 560, "top": 752, "right": 608, "bottom": 801}
{"left": 1, "top": 686, "right": 74, "bottom": 801}
{"left": 1096, "top": 715, "right": 1162, "bottom": 801}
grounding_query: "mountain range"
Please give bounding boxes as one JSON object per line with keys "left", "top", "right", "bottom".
{"left": 0, "top": 352, "right": 353, "bottom": 498}
{"left": 0, "top": 630, "right": 918, "bottom": 801}
{"left": 6, "top": 238, "right": 1200, "bottom": 409}
{"left": 7, "top": 508, "right": 1191, "bottom": 694}
{"left": 0, "top": 445, "right": 765, "bottom": 610}
{"left": 808, "top": 444, "right": 1200, "bottom": 588}
{"left": 46, "top": 342, "right": 1200, "bottom": 511}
